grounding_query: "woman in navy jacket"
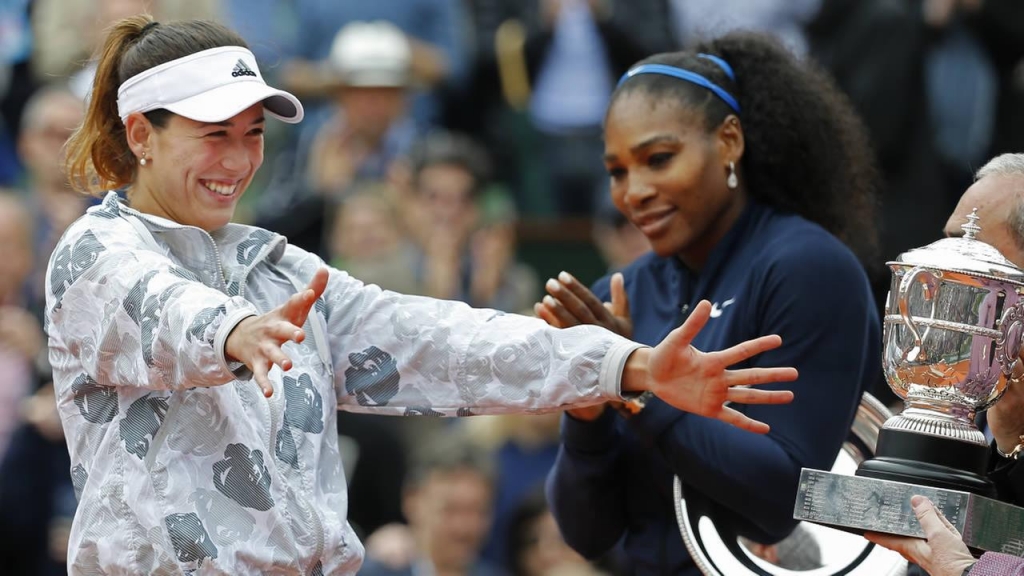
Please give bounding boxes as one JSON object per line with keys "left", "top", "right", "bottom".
{"left": 536, "top": 31, "right": 882, "bottom": 574}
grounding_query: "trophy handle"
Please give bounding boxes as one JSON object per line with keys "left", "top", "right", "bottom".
{"left": 998, "top": 302, "right": 1024, "bottom": 376}
{"left": 898, "top": 267, "right": 940, "bottom": 362}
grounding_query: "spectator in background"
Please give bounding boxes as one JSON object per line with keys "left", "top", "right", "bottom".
{"left": 402, "top": 131, "right": 539, "bottom": 311}
{"left": 256, "top": 20, "right": 419, "bottom": 257}
{"left": 279, "top": 0, "right": 468, "bottom": 130}
{"left": 592, "top": 199, "right": 650, "bottom": 273}
{"left": 308, "top": 21, "right": 418, "bottom": 198}
{"left": 507, "top": 489, "right": 606, "bottom": 576}
{"left": 469, "top": 188, "right": 539, "bottom": 314}
{"left": 361, "top": 435, "right": 503, "bottom": 576}
{"left": 0, "top": 193, "right": 39, "bottom": 462}
{"left": 328, "top": 185, "right": 420, "bottom": 296}
{"left": 0, "top": 191, "right": 70, "bottom": 576}
{"left": 463, "top": 413, "right": 563, "bottom": 571}
{"left": 957, "top": 1, "right": 1024, "bottom": 162}
{"left": 32, "top": 0, "right": 220, "bottom": 99}
{"left": 451, "top": 0, "right": 676, "bottom": 216}
{"left": 16, "top": 85, "right": 88, "bottom": 314}
{"left": 669, "top": 0, "right": 821, "bottom": 56}
{"left": 0, "top": 0, "right": 34, "bottom": 186}
{"left": 805, "top": 0, "right": 942, "bottom": 404}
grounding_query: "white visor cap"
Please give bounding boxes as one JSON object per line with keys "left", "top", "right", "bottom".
{"left": 117, "top": 46, "right": 303, "bottom": 124}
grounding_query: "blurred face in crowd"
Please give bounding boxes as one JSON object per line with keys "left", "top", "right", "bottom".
{"left": 127, "top": 104, "right": 264, "bottom": 232}
{"left": 330, "top": 194, "right": 402, "bottom": 262}
{"left": 603, "top": 91, "right": 745, "bottom": 269}
{"left": 417, "top": 162, "right": 479, "bottom": 234}
{"left": 518, "top": 510, "right": 590, "bottom": 576}
{"left": 18, "top": 91, "right": 84, "bottom": 189}
{"left": 405, "top": 468, "right": 493, "bottom": 572}
{"left": 944, "top": 174, "right": 1024, "bottom": 267}
{"left": 337, "top": 86, "right": 407, "bottom": 144}
{"left": 0, "top": 195, "right": 33, "bottom": 303}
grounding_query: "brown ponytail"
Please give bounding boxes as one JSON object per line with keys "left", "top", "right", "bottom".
{"left": 64, "top": 16, "right": 250, "bottom": 195}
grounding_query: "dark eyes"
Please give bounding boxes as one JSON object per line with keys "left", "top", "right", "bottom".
{"left": 203, "top": 128, "right": 264, "bottom": 138}
{"left": 648, "top": 152, "right": 673, "bottom": 168}
{"left": 607, "top": 166, "right": 626, "bottom": 179}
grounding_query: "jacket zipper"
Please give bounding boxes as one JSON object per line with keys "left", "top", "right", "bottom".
{"left": 127, "top": 206, "right": 324, "bottom": 569}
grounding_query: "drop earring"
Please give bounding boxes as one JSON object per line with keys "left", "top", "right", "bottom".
{"left": 726, "top": 161, "right": 738, "bottom": 189}
{"left": 140, "top": 152, "right": 148, "bottom": 166}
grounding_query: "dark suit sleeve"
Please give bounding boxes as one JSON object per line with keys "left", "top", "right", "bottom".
{"left": 545, "top": 408, "right": 631, "bottom": 559}
{"left": 988, "top": 446, "right": 1024, "bottom": 506}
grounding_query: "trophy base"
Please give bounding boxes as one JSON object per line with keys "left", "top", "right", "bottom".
{"left": 794, "top": 468, "right": 1024, "bottom": 556}
{"left": 855, "top": 427, "right": 996, "bottom": 497}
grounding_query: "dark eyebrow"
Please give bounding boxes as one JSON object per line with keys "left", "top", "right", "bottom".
{"left": 604, "top": 134, "right": 683, "bottom": 163}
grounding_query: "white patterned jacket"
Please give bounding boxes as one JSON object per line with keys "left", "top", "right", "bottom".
{"left": 45, "top": 192, "right": 640, "bottom": 575}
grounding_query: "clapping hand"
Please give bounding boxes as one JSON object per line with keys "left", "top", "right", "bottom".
{"left": 535, "top": 271, "right": 632, "bottom": 338}
{"left": 226, "top": 268, "right": 329, "bottom": 397}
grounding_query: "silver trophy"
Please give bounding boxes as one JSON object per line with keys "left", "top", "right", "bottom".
{"left": 794, "top": 210, "right": 1024, "bottom": 555}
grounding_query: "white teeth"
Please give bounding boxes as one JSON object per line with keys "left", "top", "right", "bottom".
{"left": 203, "top": 181, "right": 236, "bottom": 196}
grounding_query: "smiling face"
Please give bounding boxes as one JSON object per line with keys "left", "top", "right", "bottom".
{"left": 603, "top": 91, "right": 745, "bottom": 268}
{"left": 127, "top": 104, "right": 265, "bottom": 231}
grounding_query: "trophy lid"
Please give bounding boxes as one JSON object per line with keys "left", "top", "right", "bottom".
{"left": 891, "top": 209, "right": 1024, "bottom": 284}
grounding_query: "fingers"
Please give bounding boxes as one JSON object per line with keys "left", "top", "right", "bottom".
{"left": 252, "top": 361, "right": 274, "bottom": 398}
{"left": 534, "top": 301, "right": 566, "bottom": 328}
{"left": 725, "top": 386, "right": 795, "bottom": 405}
{"left": 727, "top": 366, "right": 799, "bottom": 388}
{"left": 863, "top": 532, "right": 923, "bottom": 563}
{"left": 536, "top": 295, "right": 577, "bottom": 327}
{"left": 661, "top": 300, "right": 712, "bottom": 350}
{"left": 609, "top": 272, "right": 630, "bottom": 318}
{"left": 307, "top": 267, "right": 329, "bottom": 300}
{"left": 264, "top": 342, "right": 294, "bottom": 372}
{"left": 912, "top": 497, "right": 952, "bottom": 541}
{"left": 712, "top": 334, "right": 784, "bottom": 367}
{"left": 716, "top": 405, "right": 771, "bottom": 434}
{"left": 544, "top": 274, "right": 600, "bottom": 325}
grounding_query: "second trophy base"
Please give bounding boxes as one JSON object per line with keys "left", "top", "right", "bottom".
{"left": 856, "top": 427, "right": 996, "bottom": 497}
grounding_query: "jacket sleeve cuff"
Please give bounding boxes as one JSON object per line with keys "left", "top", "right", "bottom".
{"left": 214, "top": 308, "right": 258, "bottom": 381}
{"left": 599, "top": 340, "right": 646, "bottom": 401}
{"left": 562, "top": 407, "right": 619, "bottom": 454}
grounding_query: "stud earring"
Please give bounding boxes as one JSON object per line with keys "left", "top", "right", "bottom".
{"left": 140, "top": 152, "right": 148, "bottom": 166}
{"left": 726, "top": 161, "right": 738, "bottom": 189}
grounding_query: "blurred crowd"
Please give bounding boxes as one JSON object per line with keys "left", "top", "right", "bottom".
{"left": 0, "top": 0, "right": 1022, "bottom": 574}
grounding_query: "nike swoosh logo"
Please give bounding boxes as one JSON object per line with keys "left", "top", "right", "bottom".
{"left": 709, "top": 298, "right": 736, "bottom": 319}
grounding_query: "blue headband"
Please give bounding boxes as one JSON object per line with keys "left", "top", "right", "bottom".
{"left": 617, "top": 54, "right": 740, "bottom": 114}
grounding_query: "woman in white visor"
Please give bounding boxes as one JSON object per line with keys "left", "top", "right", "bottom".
{"left": 51, "top": 15, "right": 798, "bottom": 575}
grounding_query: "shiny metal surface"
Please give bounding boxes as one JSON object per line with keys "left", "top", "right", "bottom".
{"left": 676, "top": 393, "right": 908, "bottom": 575}
{"left": 794, "top": 470, "right": 1024, "bottom": 556}
{"left": 883, "top": 212, "right": 1024, "bottom": 444}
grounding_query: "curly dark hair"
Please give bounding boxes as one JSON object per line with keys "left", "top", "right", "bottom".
{"left": 612, "top": 31, "right": 881, "bottom": 268}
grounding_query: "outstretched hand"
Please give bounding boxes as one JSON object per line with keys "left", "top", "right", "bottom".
{"left": 633, "top": 300, "right": 797, "bottom": 434}
{"left": 864, "top": 496, "right": 976, "bottom": 576}
{"left": 225, "top": 268, "right": 329, "bottom": 397}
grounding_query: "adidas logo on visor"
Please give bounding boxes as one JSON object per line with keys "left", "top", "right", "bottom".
{"left": 232, "top": 59, "right": 257, "bottom": 78}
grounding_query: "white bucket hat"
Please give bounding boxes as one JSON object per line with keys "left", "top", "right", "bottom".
{"left": 117, "top": 46, "right": 303, "bottom": 124}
